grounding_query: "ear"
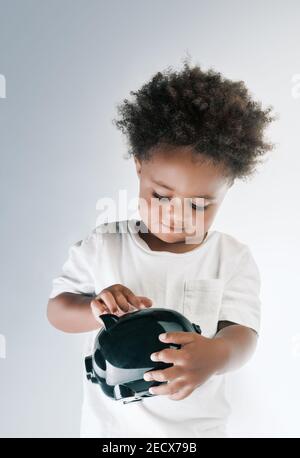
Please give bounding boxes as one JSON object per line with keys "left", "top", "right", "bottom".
{"left": 134, "top": 156, "right": 142, "bottom": 178}
{"left": 227, "top": 176, "right": 235, "bottom": 188}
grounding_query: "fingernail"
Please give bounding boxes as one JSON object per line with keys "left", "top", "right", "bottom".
{"left": 144, "top": 373, "right": 152, "bottom": 381}
{"left": 150, "top": 353, "right": 158, "bottom": 361}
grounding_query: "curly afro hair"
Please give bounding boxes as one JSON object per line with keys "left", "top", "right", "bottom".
{"left": 112, "top": 57, "right": 277, "bottom": 181}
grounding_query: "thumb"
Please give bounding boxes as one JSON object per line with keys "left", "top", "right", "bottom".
{"left": 90, "top": 300, "right": 108, "bottom": 323}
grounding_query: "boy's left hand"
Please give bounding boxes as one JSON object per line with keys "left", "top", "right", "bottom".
{"left": 144, "top": 331, "right": 225, "bottom": 401}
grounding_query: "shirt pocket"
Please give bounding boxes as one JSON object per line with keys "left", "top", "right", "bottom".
{"left": 183, "top": 279, "right": 224, "bottom": 338}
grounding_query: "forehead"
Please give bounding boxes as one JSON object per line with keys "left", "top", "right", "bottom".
{"left": 142, "top": 146, "right": 229, "bottom": 197}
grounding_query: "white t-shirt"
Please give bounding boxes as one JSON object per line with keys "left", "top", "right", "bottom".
{"left": 49, "top": 218, "right": 261, "bottom": 438}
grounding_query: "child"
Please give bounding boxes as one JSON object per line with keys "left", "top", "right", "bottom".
{"left": 47, "top": 59, "right": 275, "bottom": 438}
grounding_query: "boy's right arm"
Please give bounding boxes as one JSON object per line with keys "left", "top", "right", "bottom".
{"left": 47, "top": 285, "right": 153, "bottom": 334}
{"left": 47, "top": 292, "right": 103, "bottom": 333}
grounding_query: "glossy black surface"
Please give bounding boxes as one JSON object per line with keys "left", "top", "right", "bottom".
{"left": 85, "top": 307, "right": 201, "bottom": 404}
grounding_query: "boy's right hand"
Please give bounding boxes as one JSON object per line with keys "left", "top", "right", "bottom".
{"left": 90, "top": 284, "right": 153, "bottom": 323}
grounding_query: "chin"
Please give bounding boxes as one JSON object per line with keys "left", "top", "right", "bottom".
{"left": 156, "top": 230, "right": 186, "bottom": 243}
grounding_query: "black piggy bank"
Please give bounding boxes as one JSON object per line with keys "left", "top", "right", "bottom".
{"left": 85, "top": 307, "right": 201, "bottom": 404}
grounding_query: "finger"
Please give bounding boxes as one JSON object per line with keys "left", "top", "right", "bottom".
{"left": 113, "top": 291, "right": 131, "bottom": 313}
{"left": 90, "top": 300, "right": 109, "bottom": 323}
{"left": 144, "top": 365, "right": 181, "bottom": 382}
{"left": 123, "top": 288, "right": 149, "bottom": 309}
{"left": 91, "top": 298, "right": 109, "bottom": 313}
{"left": 158, "top": 331, "right": 195, "bottom": 345}
{"left": 96, "top": 290, "right": 119, "bottom": 314}
{"left": 149, "top": 378, "right": 186, "bottom": 396}
{"left": 136, "top": 296, "right": 153, "bottom": 308}
{"left": 150, "top": 347, "right": 186, "bottom": 365}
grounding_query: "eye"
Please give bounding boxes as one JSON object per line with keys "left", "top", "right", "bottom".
{"left": 153, "top": 192, "right": 209, "bottom": 212}
{"left": 191, "top": 202, "right": 209, "bottom": 212}
{"left": 152, "top": 192, "right": 171, "bottom": 201}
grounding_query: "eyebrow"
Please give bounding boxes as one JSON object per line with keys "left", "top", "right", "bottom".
{"left": 152, "top": 179, "right": 215, "bottom": 200}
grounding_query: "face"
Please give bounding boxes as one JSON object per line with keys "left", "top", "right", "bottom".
{"left": 134, "top": 144, "right": 233, "bottom": 246}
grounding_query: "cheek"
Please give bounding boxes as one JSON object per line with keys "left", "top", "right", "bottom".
{"left": 185, "top": 206, "right": 216, "bottom": 231}
{"left": 138, "top": 193, "right": 160, "bottom": 222}
{"left": 203, "top": 205, "right": 218, "bottom": 227}
{"left": 183, "top": 214, "right": 204, "bottom": 236}
{"left": 149, "top": 200, "right": 163, "bottom": 224}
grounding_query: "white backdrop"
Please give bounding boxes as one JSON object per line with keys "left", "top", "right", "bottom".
{"left": 0, "top": 0, "right": 299, "bottom": 437}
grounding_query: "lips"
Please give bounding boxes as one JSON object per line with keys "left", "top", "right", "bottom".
{"left": 161, "top": 222, "right": 184, "bottom": 231}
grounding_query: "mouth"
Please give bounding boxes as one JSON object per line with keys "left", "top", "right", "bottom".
{"left": 161, "top": 222, "right": 184, "bottom": 231}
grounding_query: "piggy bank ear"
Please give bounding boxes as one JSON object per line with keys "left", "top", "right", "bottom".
{"left": 99, "top": 313, "right": 119, "bottom": 330}
{"left": 192, "top": 323, "right": 202, "bottom": 334}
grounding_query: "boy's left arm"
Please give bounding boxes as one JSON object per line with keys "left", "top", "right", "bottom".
{"left": 143, "top": 321, "right": 258, "bottom": 401}
{"left": 213, "top": 320, "right": 258, "bottom": 373}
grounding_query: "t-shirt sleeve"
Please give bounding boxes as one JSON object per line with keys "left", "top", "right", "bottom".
{"left": 218, "top": 246, "right": 261, "bottom": 335}
{"left": 48, "top": 230, "right": 97, "bottom": 299}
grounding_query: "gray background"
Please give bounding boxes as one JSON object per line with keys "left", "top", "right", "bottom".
{"left": 1, "top": 0, "right": 300, "bottom": 437}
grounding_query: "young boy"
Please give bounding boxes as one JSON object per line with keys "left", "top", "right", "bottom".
{"left": 47, "top": 59, "right": 275, "bottom": 438}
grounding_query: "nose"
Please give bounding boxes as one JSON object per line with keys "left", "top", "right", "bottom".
{"left": 161, "top": 200, "right": 188, "bottom": 230}
{"left": 169, "top": 221, "right": 184, "bottom": 230}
